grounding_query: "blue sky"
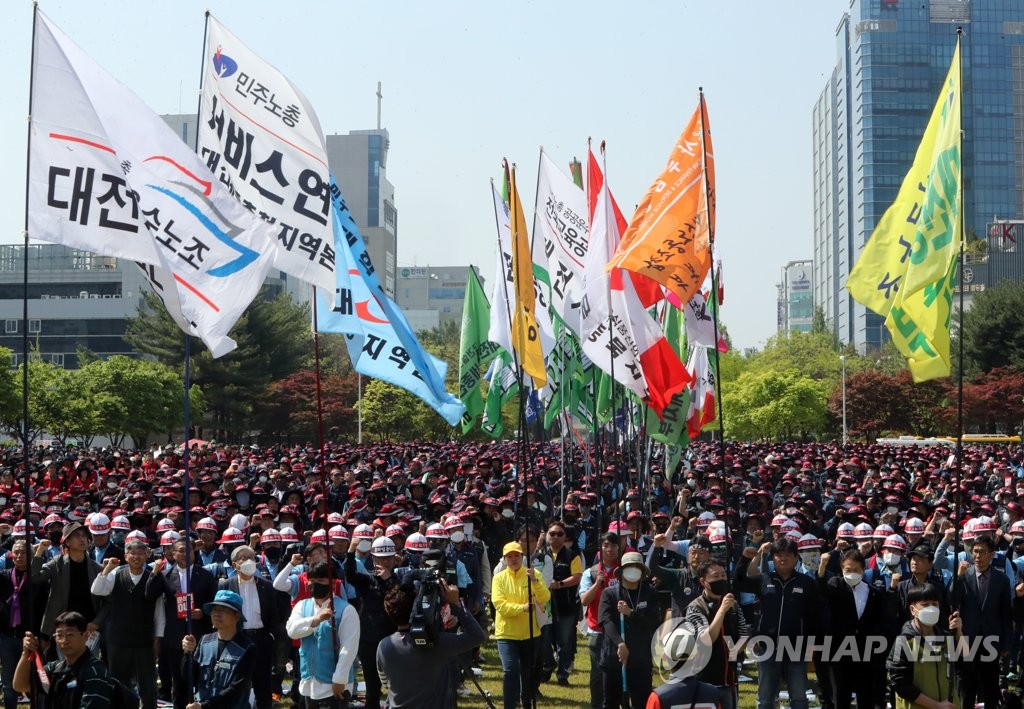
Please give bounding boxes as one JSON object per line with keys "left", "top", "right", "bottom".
{"left": 1, "top": 1, "right": 851, "bottom": 351}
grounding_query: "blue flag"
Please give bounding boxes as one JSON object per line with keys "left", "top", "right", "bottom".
{"left": 315, "top": 178, "right": 465, "bottom": 426}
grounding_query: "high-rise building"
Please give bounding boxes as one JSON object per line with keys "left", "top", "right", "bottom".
{"left": 813, "top": 0, "right": 1024, "bottom": 352}
{"left": 777, "top": 260, "right": 815, "bottom": 335}
{"left": 326, "top": 129, "right": 398, "bottom": 298}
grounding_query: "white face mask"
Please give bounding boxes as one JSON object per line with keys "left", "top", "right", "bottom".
{"left": 501, "top": 509, "right": 515, "bottom": 520}
{"left": 237, "top": 559, "right": 257, "bottom": 577}
{"left": 883, "top": 552, "right": 902, "bottom": 567}
{"left": 621, "top": 567, "right": 643, "bottom": 583}
{"left": 357, "top": 539, "right": 372, "bottom": 553}
{"left": 887, "top": 506, "right": 899, "bottom": 516}
{"left": 463, "top": 522, "right": 474, "bottom": 537}
{"left": 916, "top": 605, "right": 941, "bottom": 626}
{"left": 450, "top": 531, "right": 466, "bottom": 544}
{"left": 843, "top": 572, "right": 863, "bottom": 587}
{"left": 858, "top": 542, "right": 874, "bottom": 555}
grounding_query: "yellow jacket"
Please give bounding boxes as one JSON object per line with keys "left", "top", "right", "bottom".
{"left": 492, "top": 565, "right": 551, "bottom": 640}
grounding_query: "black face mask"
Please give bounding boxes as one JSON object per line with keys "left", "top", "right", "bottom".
{"left": 708, "top": 579, "right": 731, "bottom": 596}
{"left": 48, "top": 531, "right": 62, "bottom": 545}
{"left": 310, "top": 582, "right": 331, "bottom": 600}
{"left": 263, "top": 547, "right": 282, "bottom": 563}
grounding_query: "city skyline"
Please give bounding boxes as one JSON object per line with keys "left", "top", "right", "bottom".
{"left": 3, "top": 1, "right": 898, "bottom": 352}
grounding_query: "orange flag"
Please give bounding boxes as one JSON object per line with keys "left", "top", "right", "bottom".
{"left": 607, "top": 94, "right": 715, "bottom": 305}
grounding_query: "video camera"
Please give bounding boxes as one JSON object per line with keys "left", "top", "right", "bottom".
{"left": 402, "top": 548, "right": 448, "bottom": 647}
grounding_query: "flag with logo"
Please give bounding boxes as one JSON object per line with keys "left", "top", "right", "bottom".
{"left": 315, "top": 180, "right": 465, "bottom": 426}
{"left": 607, "top": 94, "right": 714, "bottom": 306}
{"left": 508, "top": 163, "right": 547, "bottom": 389}
{"left": 199, "top": 16, "right": 335, "bottom": 292}
{"left": 459, "top": 266, "right": 500, "bottom": 432}
{"left": 846, "top": 41, "right": 961, "bottom": 382}
{"left": 481, "top": 353, "right": 519, "bottom": 438}
{"left": 28, "top": 11, "right": 275, "bottom": 358}
{"left": 581, "top": 150, "right": 690, "bottom": 418}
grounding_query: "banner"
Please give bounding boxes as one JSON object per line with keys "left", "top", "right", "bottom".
{"left": 481, "top": 353, "right": 519, "bottom": 438}
{"left": 199, "top": 16, "right": 335, "bottom": 292}
{"left": 608, "top": 95, "right": 715, "bottom": 306}
{"left": 315, "top": 180, "right": 465, "bottom": 426}
{"left": 458, "top": 267, "right": 500, "bottom": 432}
{"left": 686, "top": 345, "right": 717, "bottom": 439}
{"left": 29, "top": 11, "right": 275, "bottom": 357}
{"left": 846, "top": 42, "right": 961, "bottom": 381}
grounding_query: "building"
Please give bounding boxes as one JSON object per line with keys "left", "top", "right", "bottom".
{"left": 396, "top": 265, "right": 482, "bottom": 329}
{"left": 777, "top": 260, "right": 814, "bottom": 334}
{"left": 0, "top": 245, "right": 151, "bottom": 369}
{"left": 812, "top": 0, "right": 1024, "bottom": 352}
{"left": 326, "top": 129, "right": 398, "bottom": 298}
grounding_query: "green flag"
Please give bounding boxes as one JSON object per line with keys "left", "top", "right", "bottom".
{"left": 481, "top": 351, "right": 519, "bottom": 438}
{"left": 459, "top": 267, "right": 500, "bottom": 433}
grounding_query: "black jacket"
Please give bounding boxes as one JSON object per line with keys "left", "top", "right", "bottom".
{"left": 598, "top": 579, "right": 661, "bottom": 670}
{"left": 220, "top": 573, "right": 281, "bottom": 633}
{"left": 735, "top": 563, "right": 820, "bottom": 639}
{"left": 153, "top": 563, "right": 218, "bottom": 641}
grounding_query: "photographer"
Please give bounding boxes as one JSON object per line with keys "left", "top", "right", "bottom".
{"left": 376, "top": 580, "right": 486, "bottom": 708}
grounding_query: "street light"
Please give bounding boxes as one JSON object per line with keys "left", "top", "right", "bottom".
{"left": 840, "top": 354, "right": 848, "bottom": 446}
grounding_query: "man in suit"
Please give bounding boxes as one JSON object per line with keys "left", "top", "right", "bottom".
{"left": 90, "top": 538, "right": 165, "bottom": 709}
{"left": 30, "top": 522, "right": 103, "bottom": 650}
{"left": 952, "top": 534, "right": 1013, "bottom": 709}
{"left": 816, "top": 549, "right": 886, "bottom": 709}
{"left": 154, "top": 538, "right": 217, "bottom": 709}
{"left": 221, "top": 544, "right": 280, "bottom": 709}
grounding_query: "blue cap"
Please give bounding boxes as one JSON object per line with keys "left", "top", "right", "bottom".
{"left": 203, "top": 590, "right": 246, "bottom": 622}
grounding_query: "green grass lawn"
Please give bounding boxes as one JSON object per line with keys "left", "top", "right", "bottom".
{"left": 456, "top": 635, "right": 786, "bottom": 709}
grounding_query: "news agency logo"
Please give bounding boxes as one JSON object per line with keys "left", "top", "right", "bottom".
{"left": 651, "top": 620, "right": 1001, "bottom": 680}
{"left": 212, "top": 46, "right": 238, "bottom": 78}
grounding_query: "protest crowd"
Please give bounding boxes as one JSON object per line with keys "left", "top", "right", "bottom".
{"left": 1, "top": 438, "right": 1024, "bottom": 709}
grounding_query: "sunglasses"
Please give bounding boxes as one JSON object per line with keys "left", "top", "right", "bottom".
{"left": 547, "top": 530, "right": 565, "bottom": 537}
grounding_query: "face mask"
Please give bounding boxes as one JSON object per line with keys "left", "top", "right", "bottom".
{"left": 1001, "top": 512, "right": 1011, "bottom": 525}
{"left": 310, "top": 582, "right": 331, "bottom": 600}
{"left": 236, "top": 492, "right": 250, "bottom": 508}
{"left": 237, "top": 559, "right": 258, "bottom": 576}
{"left": 887, "top": 506, "right": 899, "bottom": 516}
{"left": 843, "top": 572, "right": 863, "bottom": 587}
{"left": 708, "top": 579, "right": 731, "bottom": 596}
{"left": 48, "top": 531, "right": 62, "bottom": 545}
{"left": 107, "top": 481, "right": 118, "bottom": 490}
{"left": 111, "top": 532, "right": 126, "bottom": 547}
{"left": 357, "top": 540, "right": 372, "bottom": 553}
{"left": 501, "top": 509, "right": 514, "bottom": 520}
{"left": 883, "top": 552, "right": 902, "bottom": 567}
{"left": 264, "top": 547, "right": 282, "bottom": 562}
{"left": 686, "top": 479, "right": 697, "bottom": 489}
{"left": 450, "top": 531, "right": 466, "bottom": 544}
{"left": 800, "top": 552, "right": 821, "bottom": 569}
{"left": 621, "top": 567, "right": 643, "bottom": 583}
{"left": 916, "top": 605, "right": 941, "bottom": 626}
{"left": 858, "top": 542, "right": 874, "bottom": 556}
{"left": 463, "top": 522, "right": 474, "bottom": 537}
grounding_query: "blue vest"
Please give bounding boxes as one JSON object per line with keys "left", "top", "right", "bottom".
{"left": 297, "top": 595, "right": 348, "bottom": 685}
{"left": 195, "top": 632, "right": 252, "bottom": 709}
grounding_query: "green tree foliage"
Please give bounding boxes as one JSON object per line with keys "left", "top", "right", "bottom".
{"left": 722, "top": 369, "right": 828, "bottom": 440}
{"left": 961, "top": 280, "right": 1024, "bottom": 377}
{"left": 358, "top": 379, "right": 420, "bottom": 442}
{"left": 125, "top": 288, "right": 312, "bottom": 439}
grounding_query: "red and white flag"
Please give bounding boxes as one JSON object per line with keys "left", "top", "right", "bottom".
{"left": 580, "top": 149, "right": 689, "bottom": 417}
{"left": 686, "top": 345, "right": 717, "bottom": 438}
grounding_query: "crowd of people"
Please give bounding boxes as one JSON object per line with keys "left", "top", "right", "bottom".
{"left": 0, "top": 437, "right": 1022, "bottom": 709}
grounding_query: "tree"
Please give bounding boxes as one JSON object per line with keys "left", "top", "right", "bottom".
{"left": 961, "top": 280, "right": 1024, "bottom": 377}
{"left": 962, "top": 366, "right": 1024, "bottom": 434}
{"left": 258, "top": 368, "right": 359, "bottom": 442}
{"left": 417, "top": 320, "right": 461, "bottom": 390}
{"left": 124, "top": 288, "right": 312, "bottom": 440}
{"left": 358, "top": 379, "right": 420, "bottom": 442}
{"left": 722, "top": 369, "right": 828, "bottom": 440}
{"left": 828, "top": 369, "right": 903, "bottom": 441}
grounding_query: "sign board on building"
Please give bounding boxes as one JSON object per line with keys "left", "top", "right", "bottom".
{"left": 988, "top": 221, "right": 1021, "bottom": 253}
{"left": 400, "top": 267, "right": 429, "bottom": 279}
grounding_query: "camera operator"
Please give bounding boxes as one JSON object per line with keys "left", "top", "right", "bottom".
{"left": 376, "top": 580, "right": 486, "bottom": 709}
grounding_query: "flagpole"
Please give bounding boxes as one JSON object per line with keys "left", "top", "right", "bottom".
{"left": 950, "top": 31, "right": 965, "bottom": 703}
{"left": 312, "top": 287, "right": 327, "bottom": 468}
{"left": 21, "top": 8, "right": 39, "bottom": 706}
{"left": 698, "top": 88, "right": 727, "bottom": 470}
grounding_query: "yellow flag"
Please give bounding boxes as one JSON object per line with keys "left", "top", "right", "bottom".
{"left": 847, "top": 40, "right": 961, "bottom": 382}
{"left": 508, "top": 163, "right": 546, "bottom": 388}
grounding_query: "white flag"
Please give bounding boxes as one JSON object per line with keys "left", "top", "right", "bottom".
{"left": 199, "top": 16, "right": 336, "bottom": 292}
{"left": 29, "top": 11, "right": 275, "bottom": 357}
{"left": 533, "top": 151, "right": 589, "bottom": 335}
{"left": 487, "top": 182, "right": 514, "bottom": 355}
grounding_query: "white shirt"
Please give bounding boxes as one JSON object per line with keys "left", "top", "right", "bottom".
{"left": 285, "top": 598, "right": 360, "bottom": 699}
{"left": 237, "top": 575, "right": 263, "bottom": 629}
{"left": 851, "top": 579, "right": 869, "bottom": 619}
